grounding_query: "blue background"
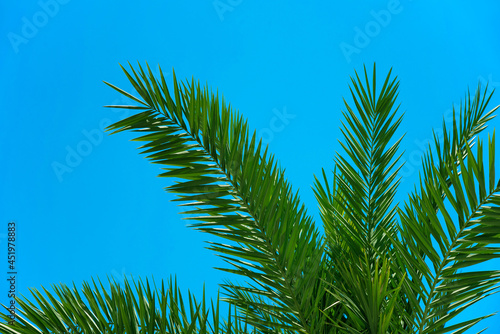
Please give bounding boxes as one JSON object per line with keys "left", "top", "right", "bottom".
{"left": 1, "top": 0, "right": 500, "bottom": 331}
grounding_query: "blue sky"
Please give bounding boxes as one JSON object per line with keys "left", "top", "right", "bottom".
{"left": 1, "top": 0, "right": 500, "bottom": 331}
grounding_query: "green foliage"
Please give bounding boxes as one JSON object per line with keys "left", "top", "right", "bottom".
{"left": 3, "top": 63, "right": 500, "bottom": 333}
{"left": 0, "top": 276, "right": 254, "bottom": 334}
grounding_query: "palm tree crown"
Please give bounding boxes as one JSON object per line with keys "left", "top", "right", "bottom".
{"left": 2, "top": 63, "right": 500, "bottom": 333}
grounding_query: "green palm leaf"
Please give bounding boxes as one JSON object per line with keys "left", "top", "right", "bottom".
{"left": 387, "top": 85, "right": 500, "bottom": 333}
{"left": 103, "top": 63, "right": 325, "bottom": 333}
{"left": 313, "top": 65, "right": 407, "bottom": 332}
{"left": 0, "top": 276, "right": 254, "bottom": 334}
{"left": 394, "top": 132, "right": 500, "bottom": 333}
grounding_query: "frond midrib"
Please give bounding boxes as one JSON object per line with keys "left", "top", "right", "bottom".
{"left": 416, "top": 188, "right": 500, "bottom": 333}
{"left": 133, "top": 74, "right": 317, "bottom": 333}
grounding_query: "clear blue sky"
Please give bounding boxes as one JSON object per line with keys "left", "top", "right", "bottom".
{"left": 1, "top": 0, "right": 500, "bottom": 331}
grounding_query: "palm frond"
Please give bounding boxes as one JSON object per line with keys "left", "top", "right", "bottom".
{"left": 103, "top": 63, "right": 326, "bottom": 333}
{"left": 313, "top": 64, "right": 407, "bottom": 332}
{"left": 395, "top": 131, "right": 500, "bottom": 333}
{"left": 0, "top": 276, "right": 253, "bottom": 334}
{"left": 332, "top": 64, "right": 404, "bottom": 258}
{"left": 380, "top": 83, "right": 500, "bottom": 332}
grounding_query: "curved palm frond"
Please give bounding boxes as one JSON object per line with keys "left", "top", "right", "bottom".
{"left": 395, "top": 133, "right": 500, "bottom": 333}
{"left": 386, "top": 85, "right": 500, "bottom": 333}
{"left": 102, "top": 63, "right": 326, "bottom": 333}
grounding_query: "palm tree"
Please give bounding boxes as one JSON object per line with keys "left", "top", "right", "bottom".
{"left": 2, "top": 63, "right": 500, "bottom": 333}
